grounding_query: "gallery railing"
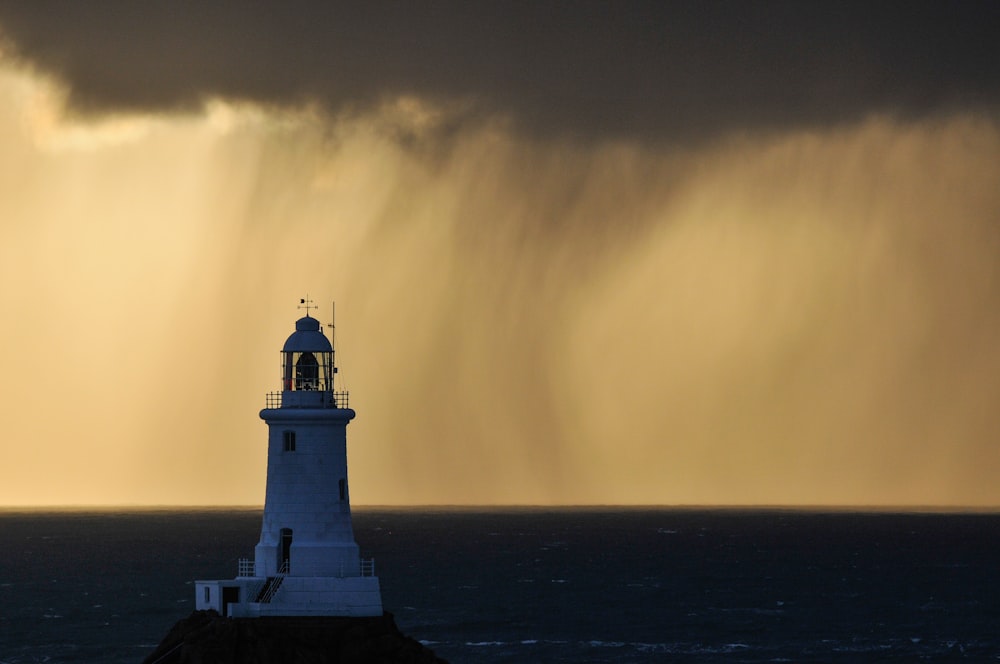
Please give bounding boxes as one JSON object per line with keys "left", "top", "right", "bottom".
{"left": 265, "top": 390, "right": 350, "bottom": 409}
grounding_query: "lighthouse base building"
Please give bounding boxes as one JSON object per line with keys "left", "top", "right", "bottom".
{"left": 194, "top": 311, "right": 382, "bottom": 617}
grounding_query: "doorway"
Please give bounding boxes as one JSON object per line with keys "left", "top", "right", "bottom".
{"left": 222, "top": 586, "right": 240, "bottom": 617}
{"left": 280, "top": 528, "right": 292, "bottom": 573}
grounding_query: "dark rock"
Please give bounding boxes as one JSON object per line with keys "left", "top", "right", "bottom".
{"left": 142, "top": 611, "right": 447, "bottom": 664}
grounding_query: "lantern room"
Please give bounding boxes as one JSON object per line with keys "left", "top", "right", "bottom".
{"left": 278, "top": 315, "right": 340, "bottom": 408}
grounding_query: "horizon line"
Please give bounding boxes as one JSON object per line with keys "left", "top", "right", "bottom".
{"left": 2, "top": 503, "right": 999, "bottom": 514}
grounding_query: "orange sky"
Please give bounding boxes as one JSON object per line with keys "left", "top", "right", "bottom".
{"left": 1, "top": 54, "right": 998, "bottom": 507}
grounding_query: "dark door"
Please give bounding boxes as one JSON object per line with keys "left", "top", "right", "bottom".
{"left": 280, "top": 529, "right": 292, "bottom": 573}
{"left": 222, "top": 586, "right": 239, "bottom": 617}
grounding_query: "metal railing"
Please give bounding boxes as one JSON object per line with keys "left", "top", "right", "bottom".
{"left": 236, "top": 558, "right": 290, "bottom": 578}
{"left": 360, "top": 558, "right": 376, "bottom": 577}
{"left": 264, "top": 390, "right": 350, "bottom": 409}
{"left": 237, "top": 555, "right": 373, "bottom": 580}
{"left": 259, "top": 576, "right": 283, "bottom": 603}
{"left": 245, "top": 578, "right": 266, "bottom": 602}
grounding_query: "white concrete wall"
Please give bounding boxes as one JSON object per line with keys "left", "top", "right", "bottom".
{"left": 194, "top": 581, "right": 222, "bottom": 612}
{"left": 196, "top": 579, "right": 265, "bottom": 614}
{"left": 290, "top": 542, "right": 361, "bottom": 577}
{"left": 266, "top": 576, "right": 382, "bottom": 616}
{"left": 212, "top": 576, "right": 383, "bottom": 618}
{"left": 255, "top": 408, "right": 365, "bottom": 578}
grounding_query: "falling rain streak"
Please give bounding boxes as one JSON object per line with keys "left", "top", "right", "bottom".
{"left": 1, "top": 62, "right": 998, "bottom": 506}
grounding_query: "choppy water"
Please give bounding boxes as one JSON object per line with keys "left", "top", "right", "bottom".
{"left": 1, "top": 508, "right": 998, "bottom": 662}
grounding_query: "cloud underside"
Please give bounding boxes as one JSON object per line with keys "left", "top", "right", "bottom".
{"left": 1, "top": 1, "right": 998, "bottom": 143}
{"left": 1, "top": 4, "right": 999, "bottom": 505}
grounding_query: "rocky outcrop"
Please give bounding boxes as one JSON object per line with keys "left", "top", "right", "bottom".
{"left": 142, "top": 611, "right": 447, "bottom": 664}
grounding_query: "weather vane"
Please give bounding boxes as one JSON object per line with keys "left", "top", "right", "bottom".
{"left": 298, "top": 295, "right": 315, "bottom": 317}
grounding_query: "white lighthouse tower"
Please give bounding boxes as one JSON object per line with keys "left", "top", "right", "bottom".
{"left": 195, "top": 303, "right": 382, "bottom": 617}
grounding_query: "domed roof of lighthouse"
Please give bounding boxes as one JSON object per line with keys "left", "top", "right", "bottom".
{"left": 282, "top": 316, "right": 333, "bottom": 352}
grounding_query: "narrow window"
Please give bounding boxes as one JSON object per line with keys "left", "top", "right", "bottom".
{"left": 204, "top": 586, "right": 210, "bottom": 603}
{"left": 339, "top": 478, "right": 346, "bottom": 501}
{"left": 283, "top": 430, "right": 296, "bottom": 452}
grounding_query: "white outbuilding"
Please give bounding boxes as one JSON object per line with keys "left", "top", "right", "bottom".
{"left": 195, "top": 307, "right": 382, "bottom": 617}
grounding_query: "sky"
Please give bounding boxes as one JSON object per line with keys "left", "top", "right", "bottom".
{"left": 0, "top": 2, "right": 998, "bottom": 507}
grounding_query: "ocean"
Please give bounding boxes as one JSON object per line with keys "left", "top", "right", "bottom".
{"left": 1, "top": 508, "right": 998, "bottom": 663}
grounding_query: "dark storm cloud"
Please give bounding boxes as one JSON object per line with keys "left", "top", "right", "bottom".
{"left": 0, "top": 0, "right": 997, "bottom": 142}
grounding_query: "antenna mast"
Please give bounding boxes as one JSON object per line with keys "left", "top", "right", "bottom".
{"left": 327, "top": 301, "right": 339, "bottom": 388}
{"left": 331, "top": 300, "right": 336, "bottom": 353}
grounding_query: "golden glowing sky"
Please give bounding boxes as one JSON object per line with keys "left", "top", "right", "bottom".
{"left": 1, "top": 5, "right": 998, "bottom": 506}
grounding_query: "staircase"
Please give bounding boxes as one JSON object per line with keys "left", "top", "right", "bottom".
{"left": 255, "top": 575, "right": 284, "bottom": 603}
{"left": 254, "top": 560, "right": 290, "bottom": 604}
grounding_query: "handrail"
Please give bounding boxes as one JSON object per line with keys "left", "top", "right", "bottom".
{"left": 260, "top": 575, "right": 284, "bottom": 603}
{"left": 264, "top": 390, "right": 350, "bottom": 409}
{"left": 148, "top": 641, "right": 184, "bottom": 664}
{"left": 360, "top": 558, "right": 375, "bottom": 577}
{"left": 238, "top": 556, "right": 373, "bottom": 581}
{"left": 245, "top": 578, "right": 265, "bottom": 602}
{"left": 236, "top": 557, "right": 287, "bottom": 579}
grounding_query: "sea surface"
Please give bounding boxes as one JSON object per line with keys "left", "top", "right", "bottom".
{"left": 1, "top": 508, "right": 998, "bottom": 663}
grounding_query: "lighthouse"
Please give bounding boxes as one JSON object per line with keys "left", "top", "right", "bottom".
{"left": 195, "top": 304, "right": 383, "bottom": 617}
